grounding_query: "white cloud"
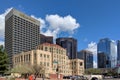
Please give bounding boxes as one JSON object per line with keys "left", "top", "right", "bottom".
{"left": 0, "top": 41, "right": 4, "bottom": 46}
{"left": 31, "top": 15, "right": 46, "bottom": 30}
{"left": 86, "top": 42, "right": 97, "bottom": 68}
{"left": 31, "top": 14, "right": 80, "bottom": 39}
{"left": 46, "top": 14, "right": 80, "bottom": 33}
{"left": 86, "top": 42, "right": 97, "bottom": 54}
{"left": 0, "top": 8, "right": 12, "bottom": 39}
{"left": 93, "top": 61, "right": 97, "bottom": 68}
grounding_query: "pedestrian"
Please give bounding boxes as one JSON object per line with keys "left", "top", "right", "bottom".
{"left": 28, "top": 74, "right": 33, "bottom": 80}
{"left": 32, "top": 74, "right": 36, "bottom": 80}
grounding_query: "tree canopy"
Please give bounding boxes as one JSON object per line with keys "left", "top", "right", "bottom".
{"left": 10, "top": 64, "right": 45, "bottom": 78}
{"left": 85, "top": 68, "right": 102, "bottom": 75}
{"left": 0, "top": 45, "right": 9, "bottom": 75}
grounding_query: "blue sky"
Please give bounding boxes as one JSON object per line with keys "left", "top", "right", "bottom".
{"left": 0, "top": 0, "right": 120, "bottom": 67}
{"left": 1, "top": 0, "right": 120, "bottom": 50}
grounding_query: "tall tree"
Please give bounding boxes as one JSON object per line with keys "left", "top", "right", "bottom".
{"left": 0, "top": 45, "right": 9, "bottom": 75}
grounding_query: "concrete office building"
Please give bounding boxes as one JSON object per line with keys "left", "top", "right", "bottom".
{"left": 77, "top": 50, "right": 93, "bottom": 69}
{"left": 40, "top": 34, "right": 53, "bottom": 44}
{"left": 56, "top": 38, "right": 77, "bottom": 59}
{"left": 5, "top": 9, "right": 40, "bottom": 66}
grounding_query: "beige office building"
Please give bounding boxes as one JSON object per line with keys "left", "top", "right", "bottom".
{"left": 70, "top": 59, "right": 84, "bottom": 76}
{"left": 13, "top": 43, "right": 84, "bottom": 77}
{"left": 37, "top": 43, "right": 72, "bottom": 76}
{"left": 13, "top": 50, "right": 52, "bottom": 77}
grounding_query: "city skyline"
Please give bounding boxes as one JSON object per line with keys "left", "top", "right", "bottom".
{"left": 1, "top": 0, "right": 120, "bottom": 68}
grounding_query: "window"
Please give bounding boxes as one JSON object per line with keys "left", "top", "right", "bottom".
{"left": 21, "top": 55, "right": 23, "bottom": 62}
{"left": 74, "top": 61, "right": 76, "bottom": 64}
{"left": 47, "top": 62, "right": 49, "bottom": 66}
{"left": 50, "top": 48, "right": 51, "bottom": 52}
{"left": 40, "top": 54, "right": 42, "bottom": 57}
{"left": 45, "top": 47, "right": 47, "bottom": 51}
{"left": 44, "top": 54, "right": 46, "bottom": 58}
{"left": 80, "top": 62, "right": 83, "bottom": 66}
{"left": 40, "top": 62, "right": 42, "bottom": 65}
{"left": 44, "top": 62, "right": 46, "bottom": 66}
{"left": 56, "top": 49, "right": 58, "bottom": 53}
{"left": 29, "top": 54, "right": 30, "bottom": 61}
{"left": 34, "top": 53, "right": 36, "bottom": 60}
{"left": 47, "top": 55, "right": 49, "bottom": 58}
{"left": 24, "top": 55, "right": 25, "bottom": 62}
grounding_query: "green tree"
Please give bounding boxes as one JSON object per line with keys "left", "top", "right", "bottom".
{"left": 11, "top": 64, "right": 45, "bottom": 78}
{"left": 0, "top": 45, "right": 9, "bottom": 75}
{"left": 85, "top": 68, "right": 102, "bottom": 75}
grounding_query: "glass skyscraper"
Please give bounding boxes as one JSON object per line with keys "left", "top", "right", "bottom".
{"left": 56, "top": 38, "right": 77, "bottom": 59}
{"left": 97, "top": 38, "right": 117, "bottom": 68}
{"left": 117, "top": 40, "right": 120, "bottom": 66}
{"left": 77, "top": 50, "right": 93, "bottom": 69}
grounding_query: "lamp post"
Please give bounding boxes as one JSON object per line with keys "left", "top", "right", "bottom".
{"left": 53, "top": 60, "right": 60, "bottom": 80}
{"left": 56, "top": 62, "right": 60, "bottom": 80}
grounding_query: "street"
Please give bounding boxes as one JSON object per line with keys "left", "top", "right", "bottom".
{"left": 103, "top": 78, "right": 120, "bottom": 80}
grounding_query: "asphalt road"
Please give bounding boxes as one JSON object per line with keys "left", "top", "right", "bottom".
{"left": 103, "top": 78, "right": 120, "bottom": 80}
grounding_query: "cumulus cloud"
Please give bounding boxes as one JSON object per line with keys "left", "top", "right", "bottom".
{"left": 31, "top": 15, "right": 46, "bottom": 30}
{"left": 46, "top": 14, "right": 79, "bottom": 32}
{"left": 86, "top": 42, "right": 97, "bottom": 68}
{"left": 0, "top": 8, "right": 12, "bottom": 39}
{"left": 86, "top": 42, "right": 97, "bottom": 54}
{"left": 31, "top": 14, "right": 80, "bottom": 39}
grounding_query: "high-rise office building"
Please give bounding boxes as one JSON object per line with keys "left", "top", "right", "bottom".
{"left": 77, "top": 50, "right": 93, "bottom": 69}
{"left": 5, "top": 9, "right": 40, "bottom": 66}
{"left": 97, "top": 38, "right": 117, "bottom": 68}
{"left": 98, "top": 52, "right": 107, "bottom": 68}
{"left": 117, "top": 40, "right": 120, "bottom": 66}
{"left": 40, "top": 34, "right": 53, "bottom": 44}
{"left": 56, "top": 38, "right": 77, "bottom": 59}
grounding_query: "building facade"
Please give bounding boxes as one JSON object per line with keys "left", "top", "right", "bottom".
{"left": 97, "top": 38, "right": 117, "bottom": 68}
{"left": 5, "top": 9, "right": 40, "bottom": 66}
{"left": 13, "top": 43, "right": 84, "bottom": 77}
{"left": 13, "top": 50, "right": 52, "bottom": 77}
{"left": 117, "top": 40, "right": 120, "bottom": 66}
{"left": 37, "top": 43, "right": 72, "bottom": 76}
{"left": 98, "top": 52, "right": 107, "bottom": 68}
{"left": 56, "top": 38, "right": 77, "bottom": 59}
{"left": 77, "top": 50, "right": 93, "bottom": 69}
{"left": 70, "top": 59, "right": 84, "bottom": 76}
{"left": 40, "top": 34, "right": 53, "bottom": 44}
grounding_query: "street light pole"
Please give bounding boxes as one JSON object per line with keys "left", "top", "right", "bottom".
{"left": 57, "top": 63, "right": 60, "bottom": 80}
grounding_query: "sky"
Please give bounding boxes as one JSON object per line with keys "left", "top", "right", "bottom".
{"left": 0, "top": 0, "right": 120, "bottom": 68}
